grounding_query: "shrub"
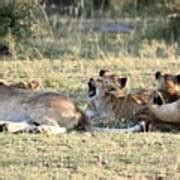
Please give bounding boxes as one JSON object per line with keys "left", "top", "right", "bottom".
{"left": 0, "top": 0, "right": 39, "bottom": 51}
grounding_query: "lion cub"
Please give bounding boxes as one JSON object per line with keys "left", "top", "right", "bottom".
{"left": 136, "top": 71, "right": 180, "bottom": 131}
{"left": 154, "top": 71, "right": 180, "bottom": 104}
{"left": 85, "top": 69, "right": 154, "bottom": 128}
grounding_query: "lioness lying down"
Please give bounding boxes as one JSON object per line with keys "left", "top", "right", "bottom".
{"left": 0, "top": 85, "right": 90, "bottom": 134}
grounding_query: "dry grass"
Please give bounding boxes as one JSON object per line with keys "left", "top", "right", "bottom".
{"left": 0, "top": 57, "right": 179, "bottom": 100}
{"left": 0, "top": 133, "right": 179, "bottom": 180}
{"left": 0, "top": 57, "right": 179, "bottom": 179}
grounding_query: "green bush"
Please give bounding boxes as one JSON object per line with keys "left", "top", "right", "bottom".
{"left": 0, "top": 0, "right": 39, "bottom": 46}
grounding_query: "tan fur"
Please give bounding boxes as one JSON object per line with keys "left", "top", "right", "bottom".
{"left": 88, "top": 90, "right": 154, "bottom": 125}
{"left": 0, "top": 86, "right": 90, "bottom": 134}
{"left": 135, "top": 71, "right": 180, "bottom": 131}
{"left": 155, "top": 71, "right": 180, "bottom": 103}
{"left": 0, "top": 80, "right": 39, "bottom": 90}
{"left": 135, "top": 100, "right": 180, "bottom": 132}
{"left": 149, "top": 100, "right": 180, "bottom": 123}
{"left": 85, "top": 70, "right": 154, "bottom": 127}
{"left": 86, "top": 70, "right": 180, "bottom": 132}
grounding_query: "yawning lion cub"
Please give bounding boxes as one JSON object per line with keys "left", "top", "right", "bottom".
{"left": 85, "top": 69, "right": 154, "bottom": 130}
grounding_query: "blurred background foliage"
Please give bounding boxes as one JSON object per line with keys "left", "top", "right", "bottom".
{"left": 0, "top": 0, "right": 179, "bottom": 59}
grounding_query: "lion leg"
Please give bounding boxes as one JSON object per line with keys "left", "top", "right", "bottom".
{"left": 0, "top": 121, "right": 66, "bottom": 134}
{"left": 0, "top": 121, "right": 37, "bottom": 133}
{"left": 92, "top": 121, "right": 146, "bottom": 133}
{"left": 35, "top": 125, "right": 66, "bottom": 135}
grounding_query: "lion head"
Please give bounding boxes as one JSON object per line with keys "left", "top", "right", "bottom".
{"left": 88, "top": 69, "right": 128, "bottom": 99}
{"left": 86, "top": 69, "right": 133, "bottom": 126}
{"left": 153, "top": 71, "right": 180, "bottom": 104}
{"left": 134, "top": 71, "right": 180, "bottom": 131}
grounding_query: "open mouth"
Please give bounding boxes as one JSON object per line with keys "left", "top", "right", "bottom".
{"left": 88, "top": 78, "right": 96, "bottom": 98}
{"left": 153, "top": 91, "right": 165, "bottom": 105}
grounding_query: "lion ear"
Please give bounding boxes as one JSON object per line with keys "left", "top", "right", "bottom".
{"left": 176, "top": 75, "right": 180, "bottom": 84}
{"left": 155, "top": 71, "right": 161, "bottom": 80}
{"left": 99, "top": 69, "right": 109, "bottom": 77}
{"left": 117, "top": 77, "right": 128, "bottom": 89}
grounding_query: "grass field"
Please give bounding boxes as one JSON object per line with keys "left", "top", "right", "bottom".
{"left": 0, "top": 133, "right": 179, "bottom": 180}
{"left": 0, "top": 57, "right": 179, "bottom": 179}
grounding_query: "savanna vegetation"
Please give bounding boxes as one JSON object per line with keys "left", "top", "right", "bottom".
{"left": 0, "top": 0, "right": 179, "bottom": 179}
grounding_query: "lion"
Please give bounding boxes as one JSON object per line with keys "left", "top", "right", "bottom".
{"left": 0, "top": 80, "right": 39, "bottom": 90}
{"left": 134, "top": 71, "right": 180, "bottom": 131}
{"left": 135, "top": 99, "right": 180, "bottom": 132}
{"left": 0, "top": 85, "right": 91, "bottom": 134}
{"left": 154, "top": 71, "right": 180, "bottom": 104}
{"left": 86, "top": 70, "right": 128, "bottom": 122}
{"left": 85, "top": 70, "right": 154, "bottom": 130}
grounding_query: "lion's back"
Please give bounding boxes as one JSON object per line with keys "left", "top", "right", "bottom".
{"left": 0, "top": 87, "right": 88, "bottom": 130}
